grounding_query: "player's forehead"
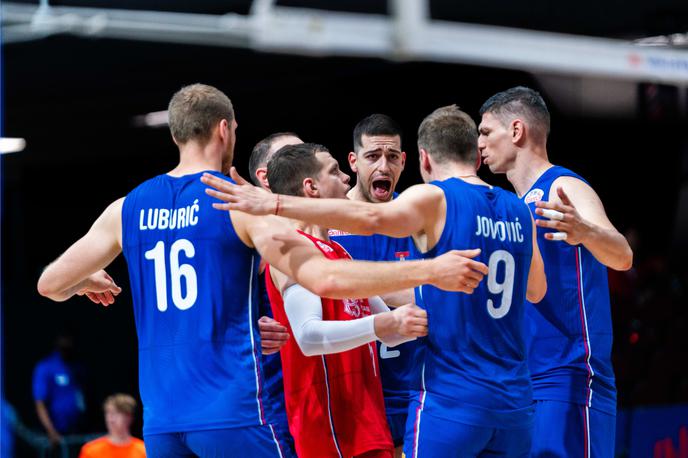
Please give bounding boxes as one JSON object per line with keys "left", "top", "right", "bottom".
{"left": 478, "top": 112, "right": 501, "bottom": 130}
{"left": 358, "top": 134, "right": 401, "bottom": 153}
{"left": 315, "top": 151, "right": 337, "bottom": 168}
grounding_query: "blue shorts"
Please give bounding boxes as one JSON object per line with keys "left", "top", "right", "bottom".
{"left": 403, "top": 402, "right": 532, "bottom": 458}
{"left": 387, "top": 412, "right": 407, "bottom": 447}
{"left": 531, "top": 400, "right": 615, "bottom": 458}
{"left": 144, "top": 424, "right": 295, "bottom": 458}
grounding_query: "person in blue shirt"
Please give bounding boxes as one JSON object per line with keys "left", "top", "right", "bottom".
{"left": 329, "top": 114, "right": 418, "bottom": 457}
{"left": 32, "top": 331, "right": 86, "bottom": 446}
{"left": 478, "top": 86, "right": 633, "bottom": 458}
{"left": 37, "top": 84, "right": 487, "bottom": 458}
{"left": 203, "top": 105, "right": 546, "bottom": 457}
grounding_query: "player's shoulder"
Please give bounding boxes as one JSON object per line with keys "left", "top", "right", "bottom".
{"left": 404, "top": 182, "right": 444, "bottom": 199}
{"left": 399, "top": 182, "right": 446, "bottom": 211}
{"left": 126, "top": 173, "right": 167, "bottom": 195}
{"left": 549, "top": 174, "right": 599, "bottom": 204}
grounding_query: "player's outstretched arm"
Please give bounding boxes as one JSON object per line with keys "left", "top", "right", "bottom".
{"left": 37, "top": 199, "right": 123, "bottom": 302}
{"left": 534, "top": 179, "right": 633, "bottom": 271}
{"left": 202, "top": 169, "right": 442, "bottom": 238}
{"left": 526, "top": 213, "right": 547, "bottom": 303}
{"left": 233, "top": 211, "right": 488, "bottom": 299}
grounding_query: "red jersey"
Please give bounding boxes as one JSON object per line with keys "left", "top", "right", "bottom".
{"left": 266, "top": 230, "right": 393, "bottom": 458}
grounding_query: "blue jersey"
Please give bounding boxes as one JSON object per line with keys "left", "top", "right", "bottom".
{"left": 329, "top": 228, "right": 419, "bottom": 417}
{"left": 523, "top": 166, "right": 616, "bottom": 414}
{"left": 122, "top": 171, "right": 269, "bottom": 435}
{"left": 413, "top": 178, "right": 534, "bottom": 429}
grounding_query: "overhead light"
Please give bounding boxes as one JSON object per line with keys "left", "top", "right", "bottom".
{"left": 133, "top": 110, "right": 168, "bottom": 128}
{"left": 634, "top": 33, "right": 688, "bottom": 47}
{"left": 0, "top": 138, "right": 27, "bottom": 154}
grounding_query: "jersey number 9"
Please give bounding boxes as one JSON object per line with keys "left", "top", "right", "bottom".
{"left": 486, "top": 250, "right": 515, "bottom": 319}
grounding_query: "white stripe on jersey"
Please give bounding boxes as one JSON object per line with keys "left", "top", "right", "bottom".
{"left": 577, "top": 247, "right": 595, "bottom": 407}
{"left": 247, "top": 255, "right": 265, "bottom": 424}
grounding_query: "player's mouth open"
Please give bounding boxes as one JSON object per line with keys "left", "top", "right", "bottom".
{"left": 372, "top": 178, "right": 392, "bottom": 199}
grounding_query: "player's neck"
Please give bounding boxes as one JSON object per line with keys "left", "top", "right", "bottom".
{"left": 436, "top": 163, "right": 490, "bottom": 187}
{"left": 169, "top": 143, "right": 224, "bottom": 176}
{"left": 347, "top": 185, "right": 367, "bottom": 202}
{"left": 508, "top": 149, "right": 552, "bottom": 197}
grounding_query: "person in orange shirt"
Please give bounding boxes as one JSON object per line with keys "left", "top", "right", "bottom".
{"left": 79, "top": 394, "right": 146, "bottom": 458}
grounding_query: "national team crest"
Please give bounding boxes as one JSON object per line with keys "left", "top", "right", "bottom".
{"left": 524, "top": 188, "right": 544, "bottom": 204}
{"left": 343, "top": 298, "right": 363, "bottom": 317}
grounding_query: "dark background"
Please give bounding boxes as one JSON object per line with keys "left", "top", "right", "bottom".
{"left": 3, "top": 0, "right": 688, "bottom": 453}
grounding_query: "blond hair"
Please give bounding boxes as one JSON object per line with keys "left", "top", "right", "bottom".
{"left": 168, "top": 83, "right": 234, "bottom": 145}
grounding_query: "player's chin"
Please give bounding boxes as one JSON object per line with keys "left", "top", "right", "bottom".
{"left": 486, "top": 162, "right": 503, "bottom": 174}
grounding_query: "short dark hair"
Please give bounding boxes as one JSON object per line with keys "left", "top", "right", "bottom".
{"left": 479, "top": 86, "right": 550, "bottom": 138}
{"left": 353, "top": 114, "right": 402, "bottom": 152}
{"left": 267, "top": 143, "right": 329, "bottom": 197}
{"left": 417, "top": 105, "right": 478, "bottom": 164}
{"left": 168, "top": 84, "right": 234, "bottom": 145}
{"left": 248, "top": 132, "right": 299, "bottom": 186}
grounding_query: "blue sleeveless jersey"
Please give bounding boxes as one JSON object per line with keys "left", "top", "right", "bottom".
{"left": 122, "top": 171, "right": 269, "bottom": 435}
{"left": 413, "top": 178, "right": 534, "bottom": 428}
{"left": 330, "top": 218, "right": 419, "bottom": 417}
{"left": 257, "top": 271, "right": 290, "bottom": 431}
{"left": 523, "top": 166, "right": 616, "bottom": 414}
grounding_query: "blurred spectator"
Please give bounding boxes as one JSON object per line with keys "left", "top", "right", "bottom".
{"left": 79, "top": 394, "right": 145, "bottom": 458}
{"left": 32, "top": 331, "right": 86, "bottom": 446}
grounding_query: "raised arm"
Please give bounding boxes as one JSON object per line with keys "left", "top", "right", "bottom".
{"left": 37, "top": 198, "right": 124, "bottom": 302}
{"left": 534, "top": 178, "right": 633, "bottom": 271}
{"left": 231, "top": 210, "right": 488, "bottom": 299}
{"left": 202, "top": 168, "right": 444, "bottom": 239}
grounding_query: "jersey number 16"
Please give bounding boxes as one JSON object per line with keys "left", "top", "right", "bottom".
{"left": 144, "top": 239, "right": 198, "bottom": 311}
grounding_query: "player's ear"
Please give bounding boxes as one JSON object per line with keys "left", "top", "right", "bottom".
{"left": 511, "top": 119, "right": 525, "bottom": 145}
{"left": 419, "top": 148, "right": 431, "bottom": 174}
{"left": 255, "top": 168, "right": 270, "bottom": 190}
{"left": 303, "top": 177, "right": 319, "bottom": 197}
{"left": 217, "top": 119, "right": 229, "bottom": 142}
{"left": 348, "top": 151, "right": 358, "bottom": 173}
{"left": 400, "top": 151, "right": 407, "bottom": 170}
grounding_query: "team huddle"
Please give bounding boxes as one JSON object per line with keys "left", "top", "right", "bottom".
{"left": 37, "top": 84, "right": 632, "bottom": 458}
